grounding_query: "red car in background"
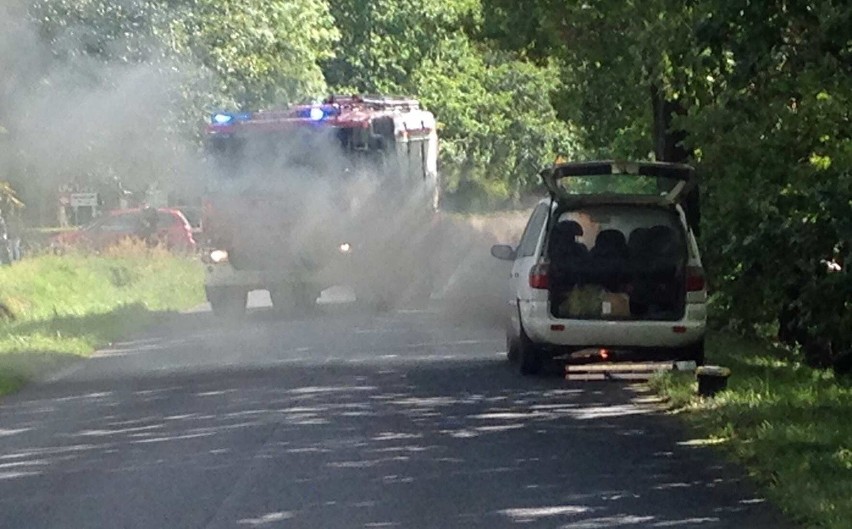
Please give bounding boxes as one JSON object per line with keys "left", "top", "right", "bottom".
{"left": 51, "top": 208, "right": 196, "bottom": 252}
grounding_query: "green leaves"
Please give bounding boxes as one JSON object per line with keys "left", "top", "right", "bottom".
{"left": 414, "top": 40, "right": 574, "bottom": 203}
{"left": 683, "top": 2, "right": 852, "bottom": 365}
{"left": 324, "top": 0, "right": 572, "bottom": 205}
{"left": 29, "top": 0, "right": 339, "bottom": 110}
{"left": 168, "top": 0, "right": 338, "bottom": 108}
{"left": 324, "top": 0, "right": 479, "bottom": 93}
{"left": 479, "top": 0, "right": 851, "bottom": 367}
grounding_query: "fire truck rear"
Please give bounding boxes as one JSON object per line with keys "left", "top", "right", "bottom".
{"left": 201, "top": 95, "right": 440, "bottom": 317}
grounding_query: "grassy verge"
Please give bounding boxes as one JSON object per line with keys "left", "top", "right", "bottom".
{"left": 0, "top": 244, "right": 204, "bottom": 396}
{"left": 649, "top": 333, "right": 852, "bottom": 529}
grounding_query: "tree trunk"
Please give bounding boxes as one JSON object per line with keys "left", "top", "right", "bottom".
{"left": 651, "top": 83, "right": 690, "bottom": 163}
{"left": 650, "top": 83, "right": 700, "bottom": 236}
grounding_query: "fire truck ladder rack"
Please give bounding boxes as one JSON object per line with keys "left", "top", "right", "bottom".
{"left": 323, "top": 94, "right": 420, "bottom": 111}
{"left": 362, "top": 95, "right": 420, "bottom": 110}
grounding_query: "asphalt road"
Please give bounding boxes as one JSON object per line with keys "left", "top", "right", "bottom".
{"left": 0, "top": 292, "right": 792, "bottom": 529}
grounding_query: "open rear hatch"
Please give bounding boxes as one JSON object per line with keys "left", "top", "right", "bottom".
{"left": 541, "top": 160, "right": 697, "bottom": 210}
{"left": 540, "top": 161, "right": 698, "bottom": 322}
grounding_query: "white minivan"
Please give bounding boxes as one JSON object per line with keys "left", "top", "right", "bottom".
{"left": 491, "top": 160, "right": 707, "bottom": 375}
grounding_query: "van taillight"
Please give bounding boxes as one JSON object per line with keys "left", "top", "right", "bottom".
{"left": 686, "top": 266, "right": 706, "bottom": 292}
{"left": 529, "top": 263, "right": 549, "bottom": 289}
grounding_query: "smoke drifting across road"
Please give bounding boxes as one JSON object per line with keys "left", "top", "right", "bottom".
{"left": 0, "top": 2, "right": 530, "bottom": 326}
{"left": 0, "top": 3, "right": 206, "bottom": 209}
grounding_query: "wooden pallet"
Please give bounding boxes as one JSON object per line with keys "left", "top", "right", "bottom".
{"left": 565, "top": 361, "right": 694, "bottom": 381}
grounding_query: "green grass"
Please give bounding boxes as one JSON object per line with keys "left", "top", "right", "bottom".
{"left": 649, "top": 333, "right": 852, "bottom": 529}
{"left": 0, "top": 244, "right": 204, "bottom": 396}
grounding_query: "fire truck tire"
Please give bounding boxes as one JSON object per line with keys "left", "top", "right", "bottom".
{"left": 207, "top": 288, "right": 247, "bottom": 319}
{"left": 375, "top": 297, "right": 393, "bottom": 313}
{"left": 268, "top": 288, "right": 288, "bottom": 315}
{"left": 293, "top": 283, "right": 320, "bottom": 313}
{"left": 270, "top": 283, "right": 319, "bottom": 315}
{"left": 405, "top": 272, "right": 433, "bottom": 309}
{"left": 352, "top": 282, "right": 393, "bottom": 313}
{"left": 360, "top": 292, "right": 393, "bottom": 313}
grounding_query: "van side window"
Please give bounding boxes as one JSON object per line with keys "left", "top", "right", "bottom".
{"left": 517, "top": 204, "right": 548, "bottom": 257}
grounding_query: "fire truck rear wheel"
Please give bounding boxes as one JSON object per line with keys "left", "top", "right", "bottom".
{"left": 268, "top": 288, "right": 287, "bottom": 315}
{"left": 357, "top": 290, "right": 393, "bottom": 313}
{"left": 293, "top": 283, "right": 320, "bottom": 313}
{"left": 270, "top": 283, "right": 319, "bottom": 315}
{"left": 372, "top": 296, "right": 392, "bottom": 313}
{"left": 207, "top": 288, "right": 247, "bottom": 319}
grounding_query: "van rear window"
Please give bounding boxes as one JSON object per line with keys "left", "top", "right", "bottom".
{"left": 551, "top": 173, "right": 682, "bottom": 197}
{"left": 554, "top": 205, "right": 684, "bottom": 253}
{"left": 548, "top": 205, "right": 689, "bottom": 321}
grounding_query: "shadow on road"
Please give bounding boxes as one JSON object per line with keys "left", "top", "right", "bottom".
{"left": 0, "top": 306, "right": 791, "bottom": 529}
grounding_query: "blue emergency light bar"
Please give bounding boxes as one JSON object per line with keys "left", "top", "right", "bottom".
{"left": 210, "top": 111, "right": 252, "bottom": 126}
{"left": 295, "top": 104, "right": 340, "bottom": 122}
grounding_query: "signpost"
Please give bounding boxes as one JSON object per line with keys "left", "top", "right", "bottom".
{"left": 70, "top": 192, "right": 98, "bottom": 225}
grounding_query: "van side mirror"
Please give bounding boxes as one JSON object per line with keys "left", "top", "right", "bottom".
{"left": 490, "top": 244, "right": 517, "bottom": 261}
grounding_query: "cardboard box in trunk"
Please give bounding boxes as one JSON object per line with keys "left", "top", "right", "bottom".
{"left": 557, "top": 287, "right": 631, "bottom": 319}
{"left": 601, "top": 292, "right": 631, "bottom": 318}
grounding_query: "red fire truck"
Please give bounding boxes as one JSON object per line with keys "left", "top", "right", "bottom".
{"left": 201, "top": 94, "right": 440, "bottom": 317}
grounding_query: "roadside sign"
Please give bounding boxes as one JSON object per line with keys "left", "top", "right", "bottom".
{"left": 70, "top": 193, "right": 98, "bottom": 208}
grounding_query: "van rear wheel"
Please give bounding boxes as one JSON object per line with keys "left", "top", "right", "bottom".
{"left": 518, "top": 327, "right": 545, "bottom": 375}
{"left": 506, "top": 335, "right": 520, "bottom": 364}
{"left": 681, "top": 340, "right": 706, "bottom": 366}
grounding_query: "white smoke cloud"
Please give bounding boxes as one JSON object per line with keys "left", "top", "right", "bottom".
{"left": 0, "top": 2, "right": 523, "bottom": 320}
{"left": 0, "top": 3, "right": 207, "bottom": 214}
